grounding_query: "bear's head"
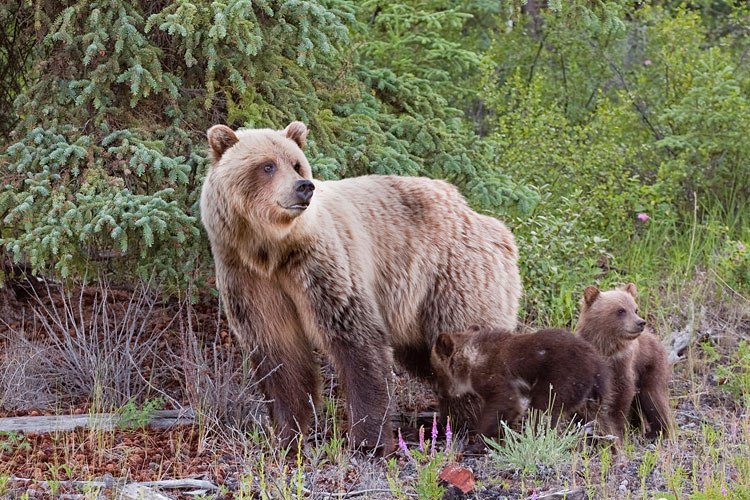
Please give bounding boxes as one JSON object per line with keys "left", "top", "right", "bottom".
{"left": 432, "top": 325, "right": 498, "bottom": 398}
{"left": 205, "top": 122, "right": 315, "bottom": 230}
{"left": 577, "top": 283, "right": 647, "bottom": 354}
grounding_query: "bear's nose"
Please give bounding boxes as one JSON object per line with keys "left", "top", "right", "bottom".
{"left": 294, "top": 179, "right": 315, "bottom": 203}
{"left": 636, "top": 319, "right": 646, "bottom": 331}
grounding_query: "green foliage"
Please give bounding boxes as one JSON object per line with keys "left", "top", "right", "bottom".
{"left": 386, "top": 457, "right": 409, "bottom": 500}
{"left": 479, "top": 0, "right": 750, "bottom": 318}
{"left": 0, "top": 125, "right": 200, "bottom": 281}
{"left": 713, "top": 237, "right": 750, "bottom": 290}
{"left": 514, "top": 197, "right": 612, "bottom": 325}
{"left": 0, "top": 431, "right": 31, "bottom": 453}
{"left": 117, "top": 397, "right": 164, "bottom": 430}
{"left": 655, "top": 47, "right": 750, "bottom": 211}
{"left": 715, "top": 340, "right": 750, "bottom": 409}
{"left": 414, "top": 453, "right": 446, "bottom": 500}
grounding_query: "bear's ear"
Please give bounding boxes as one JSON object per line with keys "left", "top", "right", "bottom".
{"left": 207, "top": 125, "right": 239, "bottom": 162}
{"left": 583, "top": 286, "right": 600, "bottom": 307}
{"left": 283, "top": 121, "right": 309, "bottom": 149}
{"left": 624, "top": 283, "right": 638, "bottom": 299}
{"left": 435, "top": 333, "right": 455, "bottom": 360}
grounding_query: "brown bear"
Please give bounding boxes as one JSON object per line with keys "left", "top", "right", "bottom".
{"left": 575, "top": 284, "right": 671, "bottom": 441}
{"left": 199, "top": 122, "right": 521, "bottom": 453}
{"left": 431, "top": 326, "right": 611, "bottom": 445}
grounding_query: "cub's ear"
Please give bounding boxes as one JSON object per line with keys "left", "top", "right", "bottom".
{"left": 207, "top": 125, "right": 239, "bottom": 163}
{"left": 434, "top": 333, "right": 455, "bottom": 359}
{"left": 583, "top": 285, "right": 600, "bottom": 307}
{"left": 624, "top": 283, "right": 638, "bottom": 299}
{"left": 283, "top": 121, "right": 309, "bottom": 148}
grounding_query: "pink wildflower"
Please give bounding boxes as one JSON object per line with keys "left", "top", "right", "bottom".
{"left": 637, "top": 213, "right": 650, "bottom": 223}
{"left": 446, "top": 416, "right": 453, "bottom": 449}
{"left": 722, "top": 484, "right": 727, "bottom": 496}
{"left": 398, "top": 428, "right": 411, "bottom": 459}
{"left": 431, "top": 413, "right": 438, "bottom": 457}
{"left": 738, "top": 242, "right": 746, "bottom": 252}
{"left": 418, "top": 425, "right": 425, "bottom": 452}
{"left": 644, "top": 59, "right": 652, "bottom": 66}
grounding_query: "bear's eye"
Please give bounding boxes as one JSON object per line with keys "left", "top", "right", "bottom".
{"left": 617, "top": 308, "right": 626, "bottom": 316}
{"left": 294, "top": 162, "right": 302, "bottom": 174}
{"left": 262, "top": 163, "right": 276, "bottom": 174}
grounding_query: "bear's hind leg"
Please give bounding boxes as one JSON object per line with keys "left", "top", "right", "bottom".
{"left": 636, "top": 376, "right": 670, "bottom": 440}
{"left": 328, "top": 340, "right": 395, "bottom": 455}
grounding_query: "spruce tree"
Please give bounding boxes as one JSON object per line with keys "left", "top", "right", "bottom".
{"left": 0, "top": 0, "right": 533, "bottom": 286}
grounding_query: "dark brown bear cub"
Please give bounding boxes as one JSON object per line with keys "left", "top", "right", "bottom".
{"left": 575, "top": 284, "right": 671, "bottom": 440}
{"left": 431, "top": 327, "right": 611, "bottom": 444}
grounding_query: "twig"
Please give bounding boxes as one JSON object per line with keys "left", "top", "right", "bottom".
{"left": 709, "top": 268, "right": 750, "bottom": 303}
{"left": 8, "top": 476, "right": 220, "bottom": 492}
{"left": 527, "top": 31, "right": 549, "bottom": 85}
{"left": 129, "top": 479, "right": 219, "bottom": 490}
{"left": 303, "top": 487, "right": 418, "bottom": 498}
{"left": 9, "top": 476, "right": 107, "bottom": 489}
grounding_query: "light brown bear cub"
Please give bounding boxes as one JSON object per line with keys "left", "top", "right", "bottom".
{"left": 575, "top": 284, "right": 671, "bottom": 440}
{"left": 431, "top": 326, "right": 611, "bottom": 444}
{"left": 200, "top": 122, "right": 521, "bottom": 454}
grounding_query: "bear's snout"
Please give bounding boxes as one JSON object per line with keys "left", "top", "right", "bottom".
{"left": 636, "top": 319, "right": 646, "bottom": 331}
{"left": 294, "top": 179, "right": 315, "bottom": 205}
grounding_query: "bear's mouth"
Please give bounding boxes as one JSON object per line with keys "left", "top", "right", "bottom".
{"left": 278, "top": 202, "right": 309, "bottom": 211}
{"left": 623, "top": 330, "right": 642, "bottom": 339}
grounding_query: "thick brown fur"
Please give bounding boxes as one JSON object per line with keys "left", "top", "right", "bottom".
{"left": 575, "top": 284, "right": 671, "bottom": 441}
{"left": 431, "top": 327, "right": 611, "bottom": 444}
{"left": 200, "top": 122, "right": 522, "bottom": 454}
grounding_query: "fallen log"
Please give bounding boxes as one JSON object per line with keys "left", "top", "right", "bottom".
{"left": 0, "top": 409, "right": 194, "bottom": 434}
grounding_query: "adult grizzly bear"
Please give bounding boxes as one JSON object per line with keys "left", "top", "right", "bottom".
{"left": 200, "top": 122, "right": 521, "bottom": 453}
{"left": 431, "top": 327, "right": 611, "bottom": 447}
{"left": 575, "top": 284, "right": 671, "bottom": 441}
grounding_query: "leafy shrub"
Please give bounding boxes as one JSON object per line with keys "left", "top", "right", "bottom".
{"left": 513, "top": 196, "right": 612, "bottom": 325}
{"left": 480, "top": 0, "right": 750, "bottom": 307}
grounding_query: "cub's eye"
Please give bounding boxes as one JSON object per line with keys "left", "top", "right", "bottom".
{"left": 262, "top": 163, "right": 276, "bottom": 174}
{"left": 617, "top": 308, "right": 626, "bottom": 316}
{"left": 294, "top": 162, "right": 302, "bottom": 174}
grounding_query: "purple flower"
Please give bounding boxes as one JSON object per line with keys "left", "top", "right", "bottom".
{"left": 637, "top": 213, "right": 650, "bottom": 223}
{"left": 418, "top": 425, "right": 425, "bottom": 452}
{"left": 431, "top": 413, "right": 438, "bottom": 457}
{"left": 644, "top": 59, "right": 652, "bottom": 66}
{"left": 722, "top": 485, "right": 727, "bottom": 496}
{"left": 738, "top": 242, "right": 746, "bottom": 252}
{"left": 398, "top": 428, "right": 411, "bottom": 459}
{"left": 446, "top": 416, "right": 453, "bottom": 449}
{"left": 530, "top": 492, "right": 538, "bottom": 500}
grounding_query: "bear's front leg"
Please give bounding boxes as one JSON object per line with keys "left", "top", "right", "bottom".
{"left": 251, "top": 333, "right": 321, "bottom": 448}
{"left": 328, "top": 338, "right": 395, "bottom": 455}
{"left": 220, "top": 268, "right": 321, "bottom": 449}
{"left": 609, "top": 375, "right": 637, "bottom": 441}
